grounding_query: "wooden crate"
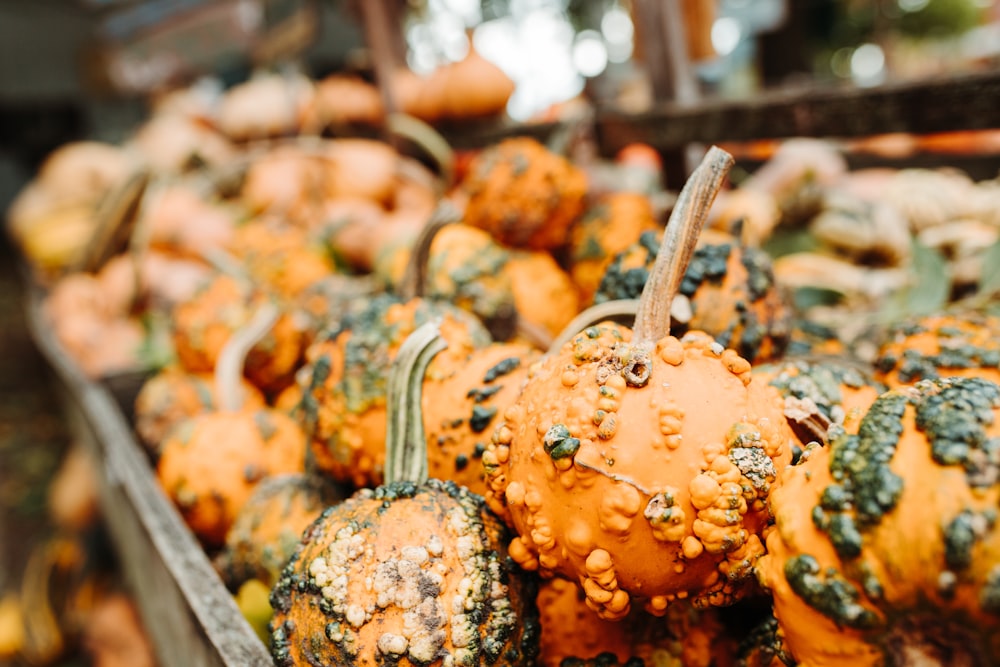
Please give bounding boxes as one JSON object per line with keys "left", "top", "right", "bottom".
{"left": 23, "top": 285, "right": 273, "bottom": 667}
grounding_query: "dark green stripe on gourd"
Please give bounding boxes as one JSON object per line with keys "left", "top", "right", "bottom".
{"left": 783, "top": 554, "right": 880, "bottom": 630}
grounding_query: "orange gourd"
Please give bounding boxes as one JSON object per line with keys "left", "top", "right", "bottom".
{"left": 268, "top": 323, "right": 539, "bottom": 666}
{"left": 227, "top": 220, "right": 335, "bottom": 300}
{"left": 757, "top": 377, "right": 1000, "bottom": 666}
{"left": 134, "top": 368, "right": 264, "bottom": 457}
{"left": 421, "top": 342, "right": 539, "bottom": 495}
{"left": 569, "top": 193, "right": 659, "bottom": 305}
{"left": 157, "top": 305, "right": 308, "bottom": 547}
{"left": 171, "top": 273, "right": 306, "bottom": 395}
{"left": 594, "top": 230, "right": 790, "bottom": 364}
{"left": 873, "top": 312, "right": 1000, "bottom": 388}
{"left": 461, "top": 137, "right": 588, "bottom": 250}
{"left": 219, "top": 473, "right": 344, "bottom": 589}
{"left": 299, "top": 294, "right": 489, "bottom": 488}
{"left": 483, "top": 148, "right": 794, "bottom": 620}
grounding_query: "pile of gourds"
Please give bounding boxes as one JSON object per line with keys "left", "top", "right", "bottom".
{"left": 9, "top": 83, "right": 1000, "bottom": 665}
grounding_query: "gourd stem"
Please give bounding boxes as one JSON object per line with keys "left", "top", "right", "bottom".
{"left": 399, "top": 201, "right": 462, "bottom": 302}
{"left": 384, "top": 321, "right": 447, "bottom": 485}
{"left": 216, "top": 302, "right": 280, "bottom": 412}
{"left": 547, "top": 299, "right": 640, "bottom": 356}
{"left": 633, "top": 146, "right": 734, "bottom": 346}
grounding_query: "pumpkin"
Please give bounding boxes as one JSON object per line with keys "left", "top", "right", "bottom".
{"left": 134, "top": 368, "right": 265, "bottom": 457}
{"left": 483, "top": 148, "right": 794, "bottom": 619}
{"left": 421, "top": 341, "right": 539, "bottom": 496}
{"left": 130, "top": 113, "right": 236, "bottom": 173}
{"left": 873, "top": 313, "right": 1000, "bottom": 389}
{"left": 377, "top": 222, "right": 518, "bottom": 339}
{"left": 752, "top": 358, "right": 885, "bottom": 446}
{"left": 784, "top": 320, "right": 846, "bottom": 358}
{"left": 594, "top": 229, "right": 790, "bottom": 364}
{"left": 171, "top": 273, "right": 306, "bottom": 395}
{"left": 436, "top": 46, "right": 516, "bottom": 121}
{"left": 300, "top": 75, "right": 384, "bottom": 130}
{"left": 537, "top": 578, "right": 733, "bottom": 667}
{"left": 157, "top": 305, "right": 308, "bottom": 547}
{"left": 461, "top": 137, "right": 588, "bottom": 250}
{"left": 144, "top": 183, "right": 236, "bottom": 259}
{"left": 219, "top": 473, "right": 345, "bottom": 589}
{"left": 504, "top": 251, "right": 580, "bottom": 341}
{"left": 568, "top": 192, "right": 660, "bottom": 305}
{"left": 757, "top": 377, "right": 1000, "bottom": 666}
{"left": 216, "top": 73, "right": 313, "bottom": 141}
{"left": 227, "top": 220, "right": 335, "bottom": 300}
{"left": 240, "top": 145, "right": 328, "bottom": 228}
{"left": 268, "top": 323, "right": 540, "bottom": 666}
{"left": 299, "top": 294, "right": 490, "bottom": 488}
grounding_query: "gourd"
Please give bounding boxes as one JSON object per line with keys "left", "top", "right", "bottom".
{"left": 157, "top": 305, "right": 307, "bottom": 546}
{"left": 268, "top": 323, "right": 540, "bottom": 666}
{"left": 483, "top": 148, "right": 794, "bottom": 619}
{"left": 757, "top": 377, "right": 1000, "bottom": 666}
{"left": 594, "top": 229, "right": 790, "bottom": 364}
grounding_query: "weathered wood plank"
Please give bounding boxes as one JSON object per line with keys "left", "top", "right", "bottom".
{"left": 24, "top": 286, "right": 273, "bottom": 667}
{"left": 597, "top": 70, "right": 1000, "bottom": 153}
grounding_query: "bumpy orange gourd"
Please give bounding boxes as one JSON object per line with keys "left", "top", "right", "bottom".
{"left": 158, "top": 306, "right": 308, "bottom": 547}
{"left": 595, "top": 230, "right": 790, "bottom": 364}
{"left": 171, "top": 274, "right": 306, "bottom": 395}
{"left": 268, "top": 324, "right": 539, "bottom": 667}
{"left": 484, "top": 148, "right": 794, "bottom": 620}
{"left": 219, "top": 474, "right": 344, "bottom": 589}
{"left": 228, "top": 221, "right": 335, "bottom": 300}
{"left": 873, "top": 312, "right": 1000, "bottom": 388}
{"left": 569, "top": 192, "right": 659, "bottom": 305}
{"left": 134, "top": 368, "right": 265, "bottom": 456}
{"left": 462, "top": 137, "right": 588, "bottom": 250}
{"left": 537, "top": 578, "right": 733, "bottom": 667}
{"left": 299, "top": 295, "right": 490, "bottom": 488}
{"left": 758, "top": 377, "right": 1000, "bottom": 666}
{"left": 421, "top": 342, "right": 539, "bottom": 495}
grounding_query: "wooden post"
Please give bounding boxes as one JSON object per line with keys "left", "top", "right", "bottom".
{"left": 357, "top": 0, "right": 405, "bottom": 143}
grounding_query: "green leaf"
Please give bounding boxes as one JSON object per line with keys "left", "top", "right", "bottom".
{"left": 881, "top": 241, "right": 950, "bottom": 323}
{"left": 975, "top": 239, "right": 1000, "bottom": 299}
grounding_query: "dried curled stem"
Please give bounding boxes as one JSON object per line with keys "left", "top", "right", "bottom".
{"left": 216, "top": 302, "right": 279, "bottom": 412}
{"left": 633, "top": 146, "right": 735, "bottom": 346}
{"left": 399, "top": 200, "right": 463, "bottom": 301}
{"left": 384, "top": 321, "right": 447, "bottom": 485}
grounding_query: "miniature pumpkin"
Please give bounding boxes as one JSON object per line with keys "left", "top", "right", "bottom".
{"left": 157, "top": 305, "right": 308, "bottom": 547}
{"left": 219, "top": 473, "right": 345, "bottom": 589}
{"left": 461, "top": 137, "right": 588, "bottom": 250}
{"left": 171, "top": 273, "right": 306, "bottom": 395}
{"left": 537, "top": 578, "right": 734, "bottom": 667}
{"left": 241, "top": 145, "right": 328, "bottom": 228}
{"left": 299, "top": 294, "right": 490, "bottom": 488}
{"left": 227, "top": 219, "right": 335, "bottom": 300}
{"left": 504, "top": 251, "right": 580, "bottom": 341}
{"left": 873, "top": 312, "right": 1000, "bottom": 388}
{"left": 484, "top": 148, "right": 794, "bottom": 619}
{"left": 134, "top": 368, "right": 265, "bottom": 457}
{"left": 421, "top": 341, "right": 539, "bottom": 495}
{"left": 268, "top": 323, "right": 540, "bottom": 666}
{"left": 594, "top": 229, "right": 790, "bottom": 364}
{"left": 568, "top": 193, "right": 659, "bottom": 305}
{"left": 757, "top": 377, "right": 1000, "bottom": 666}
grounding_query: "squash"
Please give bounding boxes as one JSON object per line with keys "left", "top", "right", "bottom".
{"left": 299, "top": 294, "right": 490, "bottom": 488}
{"left": 483, "top": 148, "right": 794, "bottom": 619}
{"left": 268, "top": 323, "right": 539, "bottom": 666}
{"left": 537, "top": 578, "right": 733, "bottom": 667}
{"left": 461, "top": 137, "right": 588, "bottom": 250}
{"left": 421, "top": 342, "right": 539, "bottom": 496}
{"left": 568, "top": 192, "right": 659, "bottom": 305}
{"left": 227, "top": 220, "right": 335, "bottom": 300}
{"left": 157, "top": 305, "right": 308, "bottom": 547}
{"left": 595, "top": 229, "right": 790, "bottom": 364}
{"left": 219, "top": 474, "right": 344, "bottom": 589}
{"left": 171, "top": 273, "right": 306, "bottom": 395}
{"left": 873, "top": 313, "right": 1000, "bottom": 389}
{"left": 757, "top": 377, "right": 1000, "bottom": 666}
{"left": 134, "top": 368, "right": 264, "bottom": 458}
